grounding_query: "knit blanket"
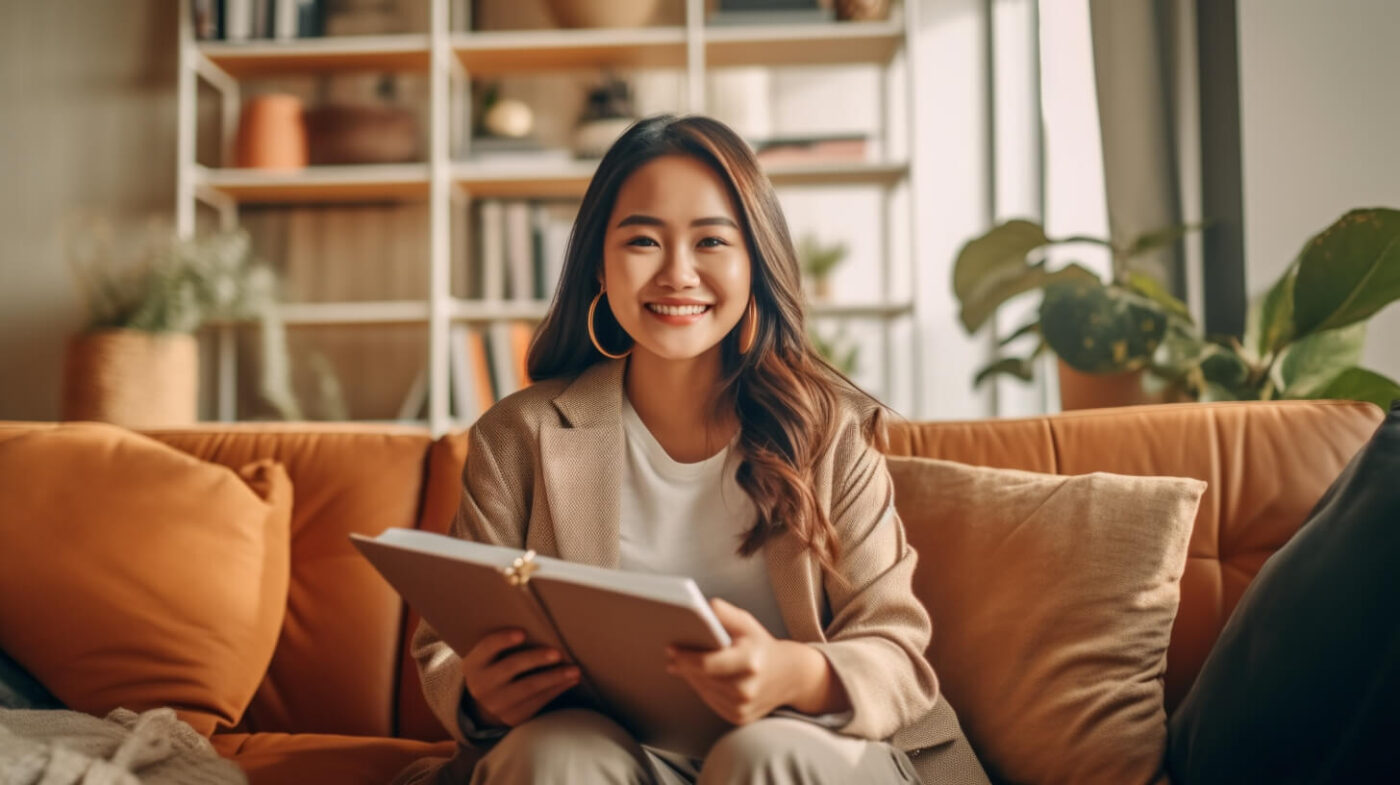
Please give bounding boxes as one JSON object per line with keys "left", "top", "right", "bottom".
{"left": 0, "top": 707, "right": 245, "bottom": 785}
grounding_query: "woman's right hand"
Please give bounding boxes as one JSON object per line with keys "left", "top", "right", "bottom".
{"left": 460, "top": 628, "right": 581, "bottom": 728}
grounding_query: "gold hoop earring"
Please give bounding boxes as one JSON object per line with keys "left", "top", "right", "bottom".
{"left": 738, "top": 296, "right": 758, "bottom": 355}
{"left": 588, "top": 290, "right": 632, "bottom": 359}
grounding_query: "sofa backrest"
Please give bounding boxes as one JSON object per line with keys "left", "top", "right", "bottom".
{"left": 35, "top": 398, "right": 1360, "bottom": 740}
{"left": 396, "top": 399, "right": 1382, "bottom": 741}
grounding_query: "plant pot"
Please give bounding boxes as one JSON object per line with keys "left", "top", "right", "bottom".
{"left": 1055, "top": 358, "right": 1155, "bottom": 411}
{"left": 544, "top": 0, "right": 659, "bottom": 28}
{"left": 235, "top": 94, "right": 308, "bottom": 170}
{"left": 62, "top": 329, "right": 199, "bottom": 427}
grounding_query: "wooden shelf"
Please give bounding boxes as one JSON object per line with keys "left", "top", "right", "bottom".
{"left": 196, "top": 35, "right": 431, "bottom": 77}
{"left": 809, "top": 300, "right": 915, "bottom": 319}
{"left": 451, "top": 300, "right": 551, "bottom": 322}
{"left": 705, "top": 20, "right": 903, "bottom": 68}
{"left": 196, "top": 164, "right": 430, "bottom": 203}
{"left": 452, "top": 28, "right": 687, "bottom": 75}
{"left": 209, "top": 301, "right": 431, "bottom": 326}
{"left": 454, "top": 160, "right": 906, "bottom": 198}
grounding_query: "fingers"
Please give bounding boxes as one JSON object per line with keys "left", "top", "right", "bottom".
{"left": 461, "top": 628, "right": 525, "bottom": 674}
{"left": 667, "top": 644, "right": 754, "bottom": 679}
{"left": 478, "top": 646, "right": 567, "bottom": 694}
{"left": 494, "top": 667, "right": 582, "bottom": 726}
{"left": 709, "top": 598, "right": 766, "bottom": 638}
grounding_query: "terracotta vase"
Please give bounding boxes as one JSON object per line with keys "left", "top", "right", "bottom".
{"left": 62, "top": 329, "right": 199, "bottom": 427}
{"left": 544, "top": 0, "right": 659, "bottom": 28}
{"left": 236, "top": 94, "right": 308, "bottom": 170}
{"left": 1055, "top": 358, "right": 1155, "bottom": 411}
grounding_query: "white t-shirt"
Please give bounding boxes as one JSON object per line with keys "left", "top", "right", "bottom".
{"left": 618, "top": 395, "right": 790, "bottom": 639}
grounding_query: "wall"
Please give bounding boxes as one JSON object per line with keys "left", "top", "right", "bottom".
{"left": 1238, "top": 0, "right": 1400, "bottom": 382}
{"left": 0, "top": 0, "right": 178, "bottom": 420}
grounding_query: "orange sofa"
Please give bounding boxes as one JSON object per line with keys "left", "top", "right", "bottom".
{"left": 0, "top": 399, "right": 1382, "bottom": 784}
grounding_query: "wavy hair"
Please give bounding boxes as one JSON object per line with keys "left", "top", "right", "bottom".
{"left": 527, "top": 114, "right": 885, "bottom": 577}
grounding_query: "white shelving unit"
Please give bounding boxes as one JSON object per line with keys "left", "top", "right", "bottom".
{"left": 176, "top": 0, "right": 922, "bottom": 435}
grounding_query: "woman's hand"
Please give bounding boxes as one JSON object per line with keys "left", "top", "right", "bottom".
{"left": 665, "top": 598, "right": 848, "bottom": 725}
{"left": 460, "top": 628, "right": 581, "bottom": 728}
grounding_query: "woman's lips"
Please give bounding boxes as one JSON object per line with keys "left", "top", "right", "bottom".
{"left": 645, "top": 302, "right": 712, "bottom": 325}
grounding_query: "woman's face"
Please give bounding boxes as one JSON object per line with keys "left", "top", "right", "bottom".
{"left": 601, "top": 154, "right": 752, "bottom": 363}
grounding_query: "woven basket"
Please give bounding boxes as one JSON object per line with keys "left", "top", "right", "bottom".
{"left": 62, "top": 329, "right": 199, "bottom": 427}
{"left": 835, "top": 0, "right": 891, "bottom": 21}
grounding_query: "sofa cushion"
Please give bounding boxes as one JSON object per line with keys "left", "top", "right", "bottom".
{"left": 211, "top": 732, "right": 459, "bottom": 785}
{"left": 888, "top": 457, "right": 1205, "bottom": 785}
{"left": 0, "top": 422, "right": 292, "bottom": 736}
{"left": 1167, "top": 399, "right": 1400, "bottom": 783}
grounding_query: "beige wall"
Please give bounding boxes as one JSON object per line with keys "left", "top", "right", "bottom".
{"left": 0, "top": 0, "right": 178, "bottom": 420}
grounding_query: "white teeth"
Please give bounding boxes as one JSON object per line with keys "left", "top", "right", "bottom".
{"left": 647, "top": 303, "right": 710, "bottom": 316}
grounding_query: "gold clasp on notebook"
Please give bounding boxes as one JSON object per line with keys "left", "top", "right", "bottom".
{"left": 502, "top": 549, "right": 539, "bottom": 586}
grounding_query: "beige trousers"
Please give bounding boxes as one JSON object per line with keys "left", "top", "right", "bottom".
{"left": 466, "top": 709, "right": 922, "bottom": 785}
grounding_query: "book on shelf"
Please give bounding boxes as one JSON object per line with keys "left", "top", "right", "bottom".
{"left": 470, "top": 198, "right": 576, "bottom": 304}
{"left": 485, "top": 321, "right": 534, "bottom": 400}
{"left": 396, "top": 365, "right": 428, "bottom": 422}
{"left": 200, "top": 0, "right": 324, "bottom": 41}
{"left": 449, "top": 324, "right": 495, "bottom": 422}
{"left": 350, "top": 528, "right": 733, "bottom": 757}
{"left": 708, "top": 0, "right": 834, "bottom": 26}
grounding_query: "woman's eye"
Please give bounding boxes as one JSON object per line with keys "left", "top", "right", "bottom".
{"left": 626, "top": 236, "right": 659, "bottom": 247}
{"left": 698, "top": 236, "right": 728, "bottom": 248}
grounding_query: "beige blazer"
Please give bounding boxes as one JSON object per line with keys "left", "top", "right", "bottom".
{"left": 413, "top": 359, "right": 987, "bottom": 782}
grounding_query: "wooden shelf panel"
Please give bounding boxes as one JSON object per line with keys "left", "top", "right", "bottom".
{"left": 454, "top": 160, "right": 907, "bottom": 198}
{"left": 705, "top": 20, "right": 903, "bottom": 68}
{"left": 448, "top": 299, "right": 913, "bottom": 322}
{"left": 197, "top": 35, "right": 431, "bottom": 77}
{"left": 452, "top": 28, "right": 687, "bottom": 75}
{"left": 197, "top": 164, "right": 430, "bottom": 203}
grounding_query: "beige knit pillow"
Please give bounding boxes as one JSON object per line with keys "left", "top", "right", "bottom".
{"left": 887, "top": 457, "right": 1206, "bottom": 785}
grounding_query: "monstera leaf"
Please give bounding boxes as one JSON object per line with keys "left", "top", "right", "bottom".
{"left": 1039, "top": 279, "right": 1167, "bottom": 374}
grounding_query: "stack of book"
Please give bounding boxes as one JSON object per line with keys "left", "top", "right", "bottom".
{"left": 467, "top": 199, "right": 577, "bottom": 303}
{"left": 191, "top": 0, "right": 326, "bottom": 41}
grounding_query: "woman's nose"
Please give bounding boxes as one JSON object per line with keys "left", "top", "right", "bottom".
{"left": 655, "top": 246, "right": 700, "bottom": 289}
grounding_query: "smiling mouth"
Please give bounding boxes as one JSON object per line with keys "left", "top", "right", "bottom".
{"left": 646, "top": 303, "right": 712, "bottom": 316}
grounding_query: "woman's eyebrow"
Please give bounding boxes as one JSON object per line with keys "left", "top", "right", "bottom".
{"left": 615, "top": 214, "right": 738, "bottom": 229}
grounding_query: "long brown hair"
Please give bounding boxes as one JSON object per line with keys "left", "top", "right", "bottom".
{"left": 528, "top": 114, "right": 885, "bottom": 577}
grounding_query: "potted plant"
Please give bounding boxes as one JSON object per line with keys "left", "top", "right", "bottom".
{"left": 798, "top": 233, "right": 848, "bottom": 302}
{"left": 64, "top": 223, "right": 302, "bottom": 427}
{"left": 952, "top": 207, "right": 1400, "bottom": 410}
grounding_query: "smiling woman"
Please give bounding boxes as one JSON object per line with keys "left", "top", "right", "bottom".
{"left": 405, "top": 115, "right": 991, "bottom": 785}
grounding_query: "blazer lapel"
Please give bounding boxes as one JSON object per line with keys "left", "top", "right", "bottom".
{"left": 539, "top": 359, "right": 627, "bottom": 569}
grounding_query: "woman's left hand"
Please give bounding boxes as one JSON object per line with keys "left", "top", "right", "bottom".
{"left": 666, "top": 598, "right": 821, "bottom": 725}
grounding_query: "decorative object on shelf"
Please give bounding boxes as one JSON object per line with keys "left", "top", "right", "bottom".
{"left": 63, "top": 221, "right": 303, "bottom": 426}
{"left": 834, "top": 0, "right": 891, "bottom": 22}
{"left": 709, "top": 0, "right": 833, "bottom": 25}
{"left": 235, "top": 94, "right": 308, "bottom": 170}
{"left": 483, "top": 97, "right": 535, "bottom": 140}
{"left": 573, "top": 76, "right": 637, "bottom": 160}
{"left": 797, "top": 233, "right": 848, "bottom": 301}
{"left": 304, "top": 77, "right": 419, "bottom": 165}
{"left": 954, "top": 208, "right": 1400, "bottom": 410}
{"left": 544, "top": 0, "right": 660, "bottom": 29}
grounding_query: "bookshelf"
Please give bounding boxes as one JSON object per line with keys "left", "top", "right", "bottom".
{"left": 176, "top": 0, "right": 922, "bottom": 434}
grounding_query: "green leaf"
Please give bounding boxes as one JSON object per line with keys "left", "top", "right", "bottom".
{"left": 957, "top": 263, "right": 1098, "bottom": 333}
{"left": 1278, "top": 322, "right": 1366, "bottom": 398}
{"left": 1040, "top": 280, "right": 1169, "bottom": 374}
{"left": 1244, "top": 264, "right": 1297, "bottom": 361}
{"left": 1199, "top": 382, "right": 1239, "bottom": 402}
{"left": 973, "top": 355, "right": 1037, "bottom": 388}
{"left": 997, "top": 319, "right": 1040, "bottom": 347}
{"left": 1303, "top": 366, "right": 1400, "bottom": 410}
{"left": 1200, "top": 347, "right": 1250, "bottom": 392}
{"left": 953, "top": 220, "right": 1049, "bottom": 302}
{"left": 1292, "top": 208, "right": 1400, "bottom": 336}
{"left": 1125, "top": 271, "right": 1192, "bottom": 321}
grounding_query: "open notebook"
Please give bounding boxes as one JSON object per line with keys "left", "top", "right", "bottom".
{"left": 351, "top": 528, "right": 734, "bottom": 757}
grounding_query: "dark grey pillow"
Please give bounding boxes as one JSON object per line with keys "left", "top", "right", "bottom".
{"left": 1167, "top": 399, "right": 1400, "bottom": 783}
{"left": 0, "top": 647, "right": 62, "bottom": 710}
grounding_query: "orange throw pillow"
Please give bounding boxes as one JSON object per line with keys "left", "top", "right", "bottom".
{"left": 887, "top": 457, "right": 1206, "bottom": 785}
{"left": 0, "top": 423, "right": 292, "bottom": 736}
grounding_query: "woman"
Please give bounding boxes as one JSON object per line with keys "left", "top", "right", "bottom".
{"left": 408, "top": 115, "right": 989, "bottom": 785}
